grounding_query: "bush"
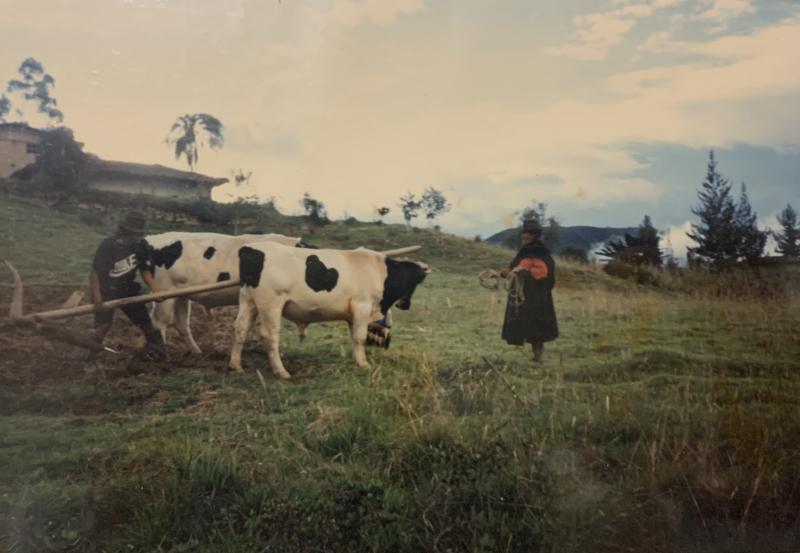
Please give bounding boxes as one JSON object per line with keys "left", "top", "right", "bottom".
{"left": 559, "top": 245, "right": 588, "bottom": 263}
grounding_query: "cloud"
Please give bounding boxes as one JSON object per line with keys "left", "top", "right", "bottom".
{"left": 699, "top": 0, "right": 755, "bottom": 22}
{"left": 661, "top": 220, "right": 694, "bottom": 260}
{"left": 551, "top": 13, "right": 800, "bottom": 149}
{"left": 546, "top": 9, "right": 638, "bottom": 61}
{"left": 546, "top": 0, "right": 685, "bottom": 61}
{"left": 325, "top": 0, "right": 424, "bottom": 30}
{"left": 638, "top": 30, "right": 673, "bottom": 52}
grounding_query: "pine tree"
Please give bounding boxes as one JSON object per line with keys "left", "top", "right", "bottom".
{"left": 686, "top": 151, "right": 738, "bottom": 270}
{"left": 733, "top": 183, "right": 766, "bottom": 265}
{"left": 598, "top": 214, "right": 662, "bottom": 266}
{"left": 775, "top": 203, "right": 800, "bottom": 257}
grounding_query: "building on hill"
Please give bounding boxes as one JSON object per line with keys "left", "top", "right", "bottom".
{"left": 0, "top": 123, "right": 43, "bottom": 178}
{"left": 84, "top": 156, "right": 228, "bottom": 200}
{"left": 2, "top": 123, "right": 227, "bottom": 201}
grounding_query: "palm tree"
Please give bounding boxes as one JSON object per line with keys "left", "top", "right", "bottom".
{"left": 166, "top": 113, "right": 224, "bottom": 170}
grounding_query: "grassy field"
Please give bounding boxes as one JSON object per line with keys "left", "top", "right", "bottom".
{"left": 2, "top": 194, "right": 800, "bottom": 552}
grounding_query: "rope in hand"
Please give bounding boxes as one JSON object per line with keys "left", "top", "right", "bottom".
{"left": 477, "top": 269, "right": 525, "bottom": 307}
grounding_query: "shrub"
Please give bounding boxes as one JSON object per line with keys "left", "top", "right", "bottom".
{"left": 559, "top": 245, "right": 589, "bottom": 263}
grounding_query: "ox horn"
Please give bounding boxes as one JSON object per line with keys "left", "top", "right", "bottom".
{"left": 380, "top": 245, "right": 422, "bottom": 257}
{"left": 4, "top": 260, "right": 23, "bottom": 319}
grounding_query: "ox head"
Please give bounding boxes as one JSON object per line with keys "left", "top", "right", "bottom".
{"left": 380, "top": 258, "right": 429, "bottom": 313}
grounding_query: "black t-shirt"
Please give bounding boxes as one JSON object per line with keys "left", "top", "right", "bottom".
{"left": 92, "top": 235, "right": 148, "bottom": 293}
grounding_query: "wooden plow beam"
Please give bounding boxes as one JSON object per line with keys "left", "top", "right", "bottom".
{"left": 2, "top": 243, "right": 423, "bottom": 349}
{"left": 3, "top": 260, "right": 240, "bottom": 323}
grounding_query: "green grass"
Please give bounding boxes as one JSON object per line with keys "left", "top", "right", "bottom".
{"left": 2, "top": 193, "right": 800, "bottom": 552}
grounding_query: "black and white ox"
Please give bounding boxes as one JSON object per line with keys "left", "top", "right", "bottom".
{"left": 143, "top": 232, "right": 304, "bottom": 354}
{"left": 229, "top": 242, "right": 429, "bottom": 379}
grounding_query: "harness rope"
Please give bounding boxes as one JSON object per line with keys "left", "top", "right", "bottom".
{"left": 477, "top": 269, "right": 526, "bottom": 307}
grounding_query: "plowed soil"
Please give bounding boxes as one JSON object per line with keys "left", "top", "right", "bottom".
{"left": 0, "top": 285, "right": 237, "bottom": 388}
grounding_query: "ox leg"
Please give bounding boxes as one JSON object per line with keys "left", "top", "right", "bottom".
{"left": 174, "top": 298, "right": 202, "bottom": 355}
{"left": 350, "top": 305, "right": 372, "bottom": 368}
{"left": 151, "top": 298, "right": 175, "bottom": 345}
{"left": 259, "top": 301, "right": 291, "bottom": 380}
{"left": 295, "top": 322, "right": 308, "bottom": 342}
{"left": 229, "top": 294, "right": 257, "bottom": 373}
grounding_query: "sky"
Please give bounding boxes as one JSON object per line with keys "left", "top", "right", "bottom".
{"left": 2, "top": 0, "right": 799, "bottom": 257}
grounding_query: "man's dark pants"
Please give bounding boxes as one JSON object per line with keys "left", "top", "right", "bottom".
{"left": 88, "top": 282, "right": 165, "bottom": 362}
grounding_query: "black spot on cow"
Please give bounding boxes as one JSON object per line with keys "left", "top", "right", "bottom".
{"left": 204, "top": 246, "right": 216, "bottom": 260}
{"left": 305, "top": 255, "right": 339, "bottom": 292}
{"left": 380, "top": 258, "right": 428, "bottom": 313}
{"left": 217, "top": 272, "right": 231, "bottom": 282}
{"left": 239, "top": 247, "right": 265, "bottom": 288}
{"left": 144, "top": 240, "right": 183, "bottom": 271}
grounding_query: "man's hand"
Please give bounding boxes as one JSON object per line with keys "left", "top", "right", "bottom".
{"left": 140, "top": 269, "right": 164, "bottom": 302}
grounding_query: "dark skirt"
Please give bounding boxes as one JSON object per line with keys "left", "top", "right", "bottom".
{"left": 501, "top": 278, "right": 558, "bottom": 345}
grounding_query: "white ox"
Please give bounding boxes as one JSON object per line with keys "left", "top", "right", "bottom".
{"left": 143, "top": 232, "right": 303, "bottom": 354}
{"left": 229, "top": 241, "right": 428, "bottom": 379}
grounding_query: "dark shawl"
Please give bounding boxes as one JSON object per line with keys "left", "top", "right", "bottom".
{"left": 501, "top": 242, "right": 559, "bottom": 345}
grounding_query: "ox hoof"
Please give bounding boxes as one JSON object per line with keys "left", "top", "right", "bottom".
{"left": 228, "top": 365, "right": 245, "bottom": 374}
{"left": 274, "top": 370, "right": 292, "bottom": 380}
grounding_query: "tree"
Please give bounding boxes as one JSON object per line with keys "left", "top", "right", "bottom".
{"left": 34, "top": 127, "right": 89, "bottom": 194}
{"left": 733, "top": 183, "right": 766, "bottom": 265}
{"left": 505, "top": 200, "right": 561, "bottom": 250}
{"left": 398, "top": 193, "right": 421, "bottom": 226}
{"left": 231, "top": 169, "right": 256, "bottom": 202}
{"left": 375, "top": 206, "right": 390, "bottom": 224}
{"left": 774, "top": 203, "right": 800, "bottom": 257}
{"left": 0, "top": 95, "right": 9, "bottom": 123}
{"left": 301, "top": 192, "right": 329, "bottom": 225}
{"left": 559, "top": 245, "right": 588, "bottom": 263}
{"left": 6, "top": 57, "right": 63, "bottom": 124}
{"left": 686, "top": 151, "right": 739, "bottom": 270}
{"left": 598, "top": 215, "right": 662, "bottom": 266}
{"left": 232, "top": 169, "right": 252, "bottom": 188}
{"left": 166, "top": 113, "right": 224, "bottom": 170}
{"left": 420, "top": 187, "right": 451, "bottom": 222}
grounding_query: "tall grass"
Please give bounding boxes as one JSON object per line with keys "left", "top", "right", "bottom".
{"left": 2, "top": 197, "right": 800, "bottom": 552}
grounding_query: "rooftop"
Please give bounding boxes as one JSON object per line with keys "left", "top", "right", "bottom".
{"left": 86, "top": 155, "right": 228, "bottom": 186}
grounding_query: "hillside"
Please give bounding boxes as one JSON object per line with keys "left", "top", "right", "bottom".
{"left": 487, "top": 225, "right": 638, "bottom": 252}
{"left": 2, "top": 192, "right": 799, "bottom": 553}
{"left": 0, "top": 194, "right": 619, "bottom": 287}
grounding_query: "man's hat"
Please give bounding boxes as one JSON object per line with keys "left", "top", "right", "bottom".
{"left": 521, "top": 219, "right": 542, "bottom": 234}
{"left": 118, "top": 211, "right": 147, "bottom": 235}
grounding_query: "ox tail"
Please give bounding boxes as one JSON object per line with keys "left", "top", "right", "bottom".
{"left": 4, "top": 260, "right": 24, "bottom": 319}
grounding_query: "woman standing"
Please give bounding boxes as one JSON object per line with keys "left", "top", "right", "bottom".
{"left": 501, "top": 219, "right": 559, "bottom": 362}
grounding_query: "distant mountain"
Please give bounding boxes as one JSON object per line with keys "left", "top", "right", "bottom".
{"left": 486, "top": 225, "right": 638, "bottom": 253}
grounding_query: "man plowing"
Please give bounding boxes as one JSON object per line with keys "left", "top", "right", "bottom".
{"left": 85, "top": 211, "right": 166, "bottom": 371}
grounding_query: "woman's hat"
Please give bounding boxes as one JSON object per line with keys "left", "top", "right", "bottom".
{"left": 521, "top": 219, "right": 542, "bottom": 234}
{"left": 118, "top": 211, "right": 147, "bottom": 235}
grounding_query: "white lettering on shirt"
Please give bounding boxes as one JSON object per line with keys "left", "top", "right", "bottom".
{"left": 109, "top": 254, "right": 137, "bottom": 278}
